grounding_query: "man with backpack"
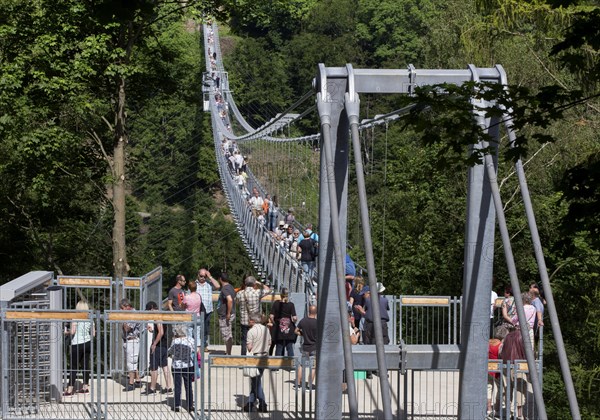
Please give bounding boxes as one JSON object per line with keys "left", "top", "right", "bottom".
{"left": 298, "top": 229, "right": 318, "bottom": 280}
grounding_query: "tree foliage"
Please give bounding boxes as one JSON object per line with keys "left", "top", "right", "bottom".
{"left": 0, "top": 0, "right": 247, "bottom": 284}
{"left": 217, "top": 0, "right": 600, "bottom": 416}
{"left": 1, "top": 0, "right": 600, "bottom": 415}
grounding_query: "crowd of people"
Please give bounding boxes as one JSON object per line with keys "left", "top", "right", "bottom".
{"left": 205, "top": 16, "right": 323, "bottom": 298}
{"left": 140, "top": 270, "right": 324, "bottom": 414}
{"left": 61, "top": 268, "right": 319, "bottom": 414}
{"left": 62, "top": 275, "right": 545, "bottom": 417}
{"left": 487, "top": 282, "right": 546, "bottom": 419}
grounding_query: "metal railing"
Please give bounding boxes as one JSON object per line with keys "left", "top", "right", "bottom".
{"left": 0, "top": 308, "right": 201, "bottom": 420}
{"left": 211, "top": 106, "right": 307, "bottom": 294}
{"left": 1, "top": 272, "right": 545, "bottom": 419}
{"left": 396, "top": 296, "right": 462, "bottom": 345}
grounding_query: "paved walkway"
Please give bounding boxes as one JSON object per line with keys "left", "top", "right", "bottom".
{"left": 11, "top": 345, "right": 460, "bottom": 420}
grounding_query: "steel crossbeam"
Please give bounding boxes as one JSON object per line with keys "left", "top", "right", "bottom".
{"left": 351, "top": 344, "right": 462, "bottom": 372}
{"left": 314, "top": 63, "right": 511, "bottom": 420}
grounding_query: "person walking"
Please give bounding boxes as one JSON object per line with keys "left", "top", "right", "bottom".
{"left": 143, "top": 301, "right": 172, "bottom": 395}
{"left": 120, "top": 298, "right": 142, "bottom": 391}
{"left": 217, "top": 273, "right": 236, "bottom": 355}
{"left": 63, "top": 300, "right": 95, "bottom": 396}
{"left": 487, "top": 326, "right": 508, "bottom": 417}
{"left": 268, "top": 195, "right": 279, "bottom": 231}
{"left": 349, "top": 277, "right": 366, "bottom": 342}
{"left": 295, "top": 305, "right": 318, "bottom": 390}
{"left": 167, "top": 274, "right": 186, "bottom": 311}
{"left": 248, "top": 188, "right": 264, "bottom": 218}
{"left": 243, "top": 313, "right": 270, "bottom": 413}
{"left": 298, "top": 230, "right": 317, "bottom": 281}
{"left": 356, "top": 282, "right": 390, "bottom": 346}
{"left": 501, "top": 286, "right": 517, "bottom": 329}
{"left": 169, "top": 324, "right": 195, "bottom": 414}
{"left": 237, "top": 276, "right": 270, "bottom": 355}
{"left": 501, "top": 329, "right": 528, "bottom": 419}
{"left": 355, "top": 282, "right": 390, "bottom": 379}
{"left": 269, "top": 288, "right": 297, "bottom": 357}
{"left": 184, "top": 280, "right": 203, "bottom": 351}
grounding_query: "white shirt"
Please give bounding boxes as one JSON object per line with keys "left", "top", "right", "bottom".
{"left": 247, "top": 324, "right": 270, "bottom": 355}
{"left": 491, "top": 291, "right": 498, "bottom": 318}
{"left": 249, "top": 195, "right": 263, "bottom": 211}
{"left": 72, "top": 321, "right": 92, "bottom": 345}
{"left": 234, "top": 153, "right": 244, "bottom": 166}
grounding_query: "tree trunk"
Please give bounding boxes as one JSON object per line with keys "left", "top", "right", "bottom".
{"left": 112, "top": 77, "right": 129, "bottom": 283}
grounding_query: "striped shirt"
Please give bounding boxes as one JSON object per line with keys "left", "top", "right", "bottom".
{"left": 196, "top": 280, "right": 216, "bottom": 313}
{"left": 237, "top": 287, "right": 264, "bottom": 326}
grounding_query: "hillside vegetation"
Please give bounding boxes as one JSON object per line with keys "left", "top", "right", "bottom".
{"left": 0, "top": 0, "right": 598, "bottom": 416}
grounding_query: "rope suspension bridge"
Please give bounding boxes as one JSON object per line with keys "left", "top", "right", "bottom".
{"left": 201, "top": 21, "right": 580, "bottom": 420}
{"left": 0, "top": 21, "right": 582, "bottom": 420}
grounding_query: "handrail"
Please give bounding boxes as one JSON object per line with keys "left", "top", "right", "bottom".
{"left": 204, "top": 23, "right": 314, "bottom": 294}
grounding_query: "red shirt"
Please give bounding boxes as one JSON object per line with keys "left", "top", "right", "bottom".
{"left": 488, "top": 339, "right": 502, "bottom": 378}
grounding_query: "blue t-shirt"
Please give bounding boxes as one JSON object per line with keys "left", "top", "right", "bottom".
{"left": 299, "top": 230, "right": 318, "bottom": 243}
{"left": 345, "top": 254, "right": 356, "bottom": 277}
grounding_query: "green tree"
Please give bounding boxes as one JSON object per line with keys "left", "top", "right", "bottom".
{"left": 224, "top": 0, "right": 316, "bottom": 39}
{"left": 0, "top": 0, "right": 226, "bottom": 282}
{"left": 356, "top": 0, "right": 437, "bottom": 67}
{"left": 224, "top": 37, "right": 293, "bottom": 126}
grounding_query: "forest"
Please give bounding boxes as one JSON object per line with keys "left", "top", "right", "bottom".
{"left": 0, "top": 0, "right": 598, "bottom": 417}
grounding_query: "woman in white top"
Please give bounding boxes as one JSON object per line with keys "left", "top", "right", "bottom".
{"left": 64, "top": 300, "right": 95, "bottom": 396}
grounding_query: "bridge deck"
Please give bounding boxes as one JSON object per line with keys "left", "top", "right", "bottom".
{"left": 6, "top": 345, "right": 462, "bottom": 420}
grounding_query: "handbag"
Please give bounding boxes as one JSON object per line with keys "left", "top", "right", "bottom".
{"left": 194, "top": 351, "right": 202, "bottom": 381}
{"left": 243, "top": 367, "right": 259, "bottom": 377}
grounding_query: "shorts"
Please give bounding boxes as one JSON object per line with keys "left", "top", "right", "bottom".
{"left": 149, "top": 345, "right": 168, "bottom": 370}
{"left": 301, "top": 350, "right": 316, "bottom": 368}
{"left": 218, "top": 314, "right": 235, "bottom": 341}
{"left": 123, "top": 339, "right": 140, "bottom": 372}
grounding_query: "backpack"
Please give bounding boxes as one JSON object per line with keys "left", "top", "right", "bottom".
{"left": 279, "top": 317, "right": 292, "bottom": 335}
{"left": 309, "top": 234, "right": 319, "bottom": 258}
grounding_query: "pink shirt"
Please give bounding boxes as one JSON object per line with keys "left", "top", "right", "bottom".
{"left": 512, "top": 304, "right": 536, "bottom": 328}
{"left": 184, "top": 292, "right": 202, "bottom": 316}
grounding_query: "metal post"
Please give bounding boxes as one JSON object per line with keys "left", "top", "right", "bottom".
{"left": 458, "top": 66, "right": 497, "bottom": 419}
{"left": 112, "top": 278, "right": 123, "bottom": 375}
{"left": 199, "top": 312, "right": 205, "bottom": 420}
{"left": 480, "top": 144, "right": 548, "bottom": 419}
{"left": 315, "top": 64, "right": 356, "bottom": 419}
{"left": 290, "top": 293, "right": 306, "bottom": 356}
{"left": 0, "top": 301, "right": 8, "bottom": 418}
{"left": 47, "top": 286, "right": 63, "bottom": 402}
{"left": 345, "top": 70, "right": 393, "bottom": 418}
{"left": 499, "top": 102, "right": 581, "bottom": 418}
